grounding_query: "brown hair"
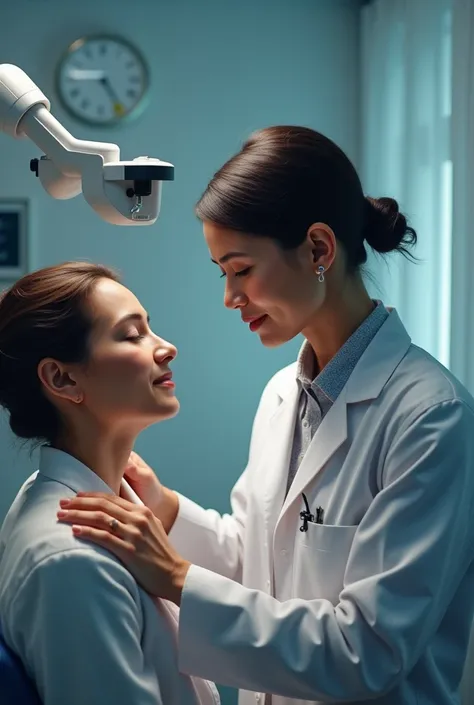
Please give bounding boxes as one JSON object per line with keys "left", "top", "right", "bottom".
{"left": 0, "top": 261, "right": 119, "bottom": 445}
{"left": 196, "top": 125, "right": 417, "bottom": 270}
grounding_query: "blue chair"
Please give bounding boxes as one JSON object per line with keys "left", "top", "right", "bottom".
{"left": 0, "top": 627, "right": 41, "bottom": 704}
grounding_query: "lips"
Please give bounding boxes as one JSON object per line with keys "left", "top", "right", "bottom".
{"left": 242, "top": 314, "right": 268, "bottom": 333}
{"left": 242, "top": 315, "right": 266, "bottom": 324}
{"left": 154, "top": 371, "right": 172, "bottom": 385}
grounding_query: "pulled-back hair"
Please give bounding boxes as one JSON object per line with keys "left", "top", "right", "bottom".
{"left": 0, "top": 261, "right": 119, "bottom": 445}
{"left": 196, "top": 125, "right": 417, "bottom": 270}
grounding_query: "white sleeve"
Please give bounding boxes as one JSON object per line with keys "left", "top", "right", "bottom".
{"left": 177, "top": 400, "right": 474, "bottom": 700}
{"left": 168, "top": 472, "right": 248, "bottom": 581}
{"left": 13, "top": 547, "right": 164, "bottom": 705}
{"left": 169, "top": 377, "right": 275, "bottom": 581}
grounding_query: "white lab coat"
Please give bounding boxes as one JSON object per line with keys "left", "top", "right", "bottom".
{"left": 170, "top": 309, "right": 474, "bottom": 705}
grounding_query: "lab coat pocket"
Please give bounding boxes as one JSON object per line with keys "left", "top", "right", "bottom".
{"left": 294, "top": 523, "right": 358, "bottom": 604}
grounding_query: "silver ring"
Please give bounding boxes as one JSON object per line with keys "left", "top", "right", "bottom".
{"left": 109, "top": 518, "right": 119, "bottom": 532}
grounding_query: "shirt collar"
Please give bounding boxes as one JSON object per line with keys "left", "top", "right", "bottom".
{"left": 38, "top": 446, "right": 113, "bottom": 494}
{"left": 296, "top": 300, "right": 389, "bottom": 402}
{"left": 38, "top": 446, "right": 141, "bottom": 505}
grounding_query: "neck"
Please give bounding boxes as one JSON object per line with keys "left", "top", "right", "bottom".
{"left": 54, "top": 422, "right": 138, "bottom": 495}
{"left": 302, "top": 275, "right": 375, "bottom": 372}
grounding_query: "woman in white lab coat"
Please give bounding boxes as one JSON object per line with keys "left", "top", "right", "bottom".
{"left": 0, "top": 262, "right": 220, "bottom": 705}
{"left": 58, "top": 126, "right": 474, "bottom": 705}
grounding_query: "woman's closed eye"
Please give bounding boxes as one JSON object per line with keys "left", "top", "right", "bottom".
{"left": 220, "top": 267, "right": 252, "bottom": 279}
{"left": 124, "top": 330, "right": 146, "bottom": 342}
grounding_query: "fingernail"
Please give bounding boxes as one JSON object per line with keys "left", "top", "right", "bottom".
{"left": 72, "top": 526, "right": 82, "bottom": 535}
{"left": 57, "top": 510, "right": 68, "bottom": 518}
{"left": 60, "top": 499, "right": 71, "bottom": 507}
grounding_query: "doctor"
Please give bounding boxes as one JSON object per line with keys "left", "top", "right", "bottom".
{"left": 58, "top": 126, "right": 474, "bottom": 705}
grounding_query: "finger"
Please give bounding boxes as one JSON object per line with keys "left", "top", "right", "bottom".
{"left": 125, "top": 451, "right": 141, "bottom": 470}
{"left": 124, "top": 458, "right": 148, "bottom": 478}
{"left": 123, "top": 463, "right": 139, "bottom": 478}
{"left": 71, "top": 525, "right": 135, "bottom": 559}
{"left": 66, "top": 493, "right": 137, "bottom": 513}
{"left": 57, "top": 508, "right": 126, "bottom": 534}
{"left": 71, "top": 495, "right": 154, "bottom": 525}
{"left": 129, "top": 452, "right": 149, "bottom": 471}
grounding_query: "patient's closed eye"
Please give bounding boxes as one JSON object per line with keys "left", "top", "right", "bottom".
{"left": 125, "top": 329, "right": 145, "bottom": 342}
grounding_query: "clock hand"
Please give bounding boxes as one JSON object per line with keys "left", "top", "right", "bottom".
{"left": 67, "top": 69, "right": 106, "bottom": 81}
{"left": 99, "top": 76, "right": 125, "bottom": 116}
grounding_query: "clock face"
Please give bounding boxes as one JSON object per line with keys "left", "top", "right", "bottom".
{"left": 57, "top": 35, "right": 149, "bottom": 126}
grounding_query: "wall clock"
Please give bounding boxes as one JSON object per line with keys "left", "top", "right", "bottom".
{"left": 56, "top": 34, "right": 149, "bottom": 126}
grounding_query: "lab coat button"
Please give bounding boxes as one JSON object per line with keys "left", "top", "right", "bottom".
{"left": 255, "top": 694, "right": 261, "bottom": 703}
{"left": 281, "top": 549, "right": 287, "bottom": 556}
{"left": 303, "top": 420, "right": 309, "bottom": 428}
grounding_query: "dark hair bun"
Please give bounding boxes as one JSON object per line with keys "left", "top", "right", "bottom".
{"left": 364, "top": 196, "right": 417, "bottom": 256}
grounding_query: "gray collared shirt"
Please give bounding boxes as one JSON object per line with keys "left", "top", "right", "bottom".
{"left": 286, "top": 301, "right": 389, "bottom": 493}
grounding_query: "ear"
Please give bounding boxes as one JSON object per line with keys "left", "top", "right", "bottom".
{"left": 37, "top": 359, "right": 84, "bottom": 404}
{"left": 306, "top": 223, "right": 337, "bottom": 272}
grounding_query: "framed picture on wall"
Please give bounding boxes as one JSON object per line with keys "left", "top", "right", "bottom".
{"left": 0, "top": 199, "right": 28, "bottom": 281}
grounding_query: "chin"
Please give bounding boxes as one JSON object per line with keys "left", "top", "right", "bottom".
{"left": 260, "top": 337, "right": 286, "bottom": 349}
{"left": 158, "top": 398, "right": 180, "bottom": 420}
{"left": 168, "top": 399, "right": 180, "bottom": 417}
{"left": 259, "top": 327, "right": 300, "bottom": 348}
{"left": 142, "top": 398, "right": 180, "bottom": 426}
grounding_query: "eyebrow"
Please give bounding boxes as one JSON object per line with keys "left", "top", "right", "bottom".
{"left": 115, "top": 312, "right": 150, "bottom": 327}
{"left": 211, "top": 251, "right": 249, "bottom": 265}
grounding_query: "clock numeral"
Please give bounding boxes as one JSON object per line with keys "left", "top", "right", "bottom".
{"left": 70, "top": 88, "right": 80, "bottom": 99}
{"left": 97, "top": 105, "right": 105, "bottom": 115}
{"left": 129, "top": 75, "right": 141, "bottom": 84}
{"left": 100, "top": 44, "right": 107, "bottom": 55}
{"left": 126, "top": 61, "right": 136, "bottom": 70}
{"left": 127, "top": 89, "right": 137, "bottom": 99}
{"left": 81, "top": 98, "right": 90, "bottom": 110}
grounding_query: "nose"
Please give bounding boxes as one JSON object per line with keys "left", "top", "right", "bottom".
{"left": 153, "top": 337, "right": 177, "bottom": 364}
{"left": 224, "top": 278, "right": 248, "bottom": 310}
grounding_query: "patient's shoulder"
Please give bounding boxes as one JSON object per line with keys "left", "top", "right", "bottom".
{"left": 0, "top": 474, "right": 138, "bottom": 615}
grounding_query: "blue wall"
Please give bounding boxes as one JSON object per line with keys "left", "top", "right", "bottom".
{"left": 0, "top": 1, "right": 361, "bottom": 701}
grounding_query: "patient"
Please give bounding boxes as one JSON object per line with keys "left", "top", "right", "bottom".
{"left": 0, "top": 262, "right": 220, "bottom": 705}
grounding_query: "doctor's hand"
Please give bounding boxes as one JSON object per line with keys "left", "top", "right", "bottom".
{"left": 123, "top": 451, "right": 179, "bottom": 533}
{"left": 57, "top": 493, "right": 191, "bottom": 605}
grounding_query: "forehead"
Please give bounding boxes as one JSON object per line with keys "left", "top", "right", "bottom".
{"left": 88, "top": 278, "right": 144, "bottom": 324}
{"left": 202, "top": 221, "right": 274, "bottom": 258}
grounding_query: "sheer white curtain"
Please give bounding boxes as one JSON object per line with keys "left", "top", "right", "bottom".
{"left": 362, "top": 5, "right": 474, "bottom": 702}
{"left": 450, "top": 8, "right": 474, "bottom": 705}
{"left": 449, "top": 0, "right": 474, "bottom": 394}
{"left": 361, "top": 0, "right": 452, "bottom": 366}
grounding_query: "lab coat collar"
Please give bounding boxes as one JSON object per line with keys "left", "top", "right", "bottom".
{"left": 38, "top": 445, "right": 141, "bottom": 503}
{"left": 345, "top": 308, "right": 411, "bottom": 402}
{"left": 267, "top": 308, "right": 412, "bottom": 524}
{"left": 272, "top": 308, "right": 411, "bottom": 405}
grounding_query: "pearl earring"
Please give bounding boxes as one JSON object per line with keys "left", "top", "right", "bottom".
{"left": 317, "top": 265, "right": 325, "bottom": 283}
